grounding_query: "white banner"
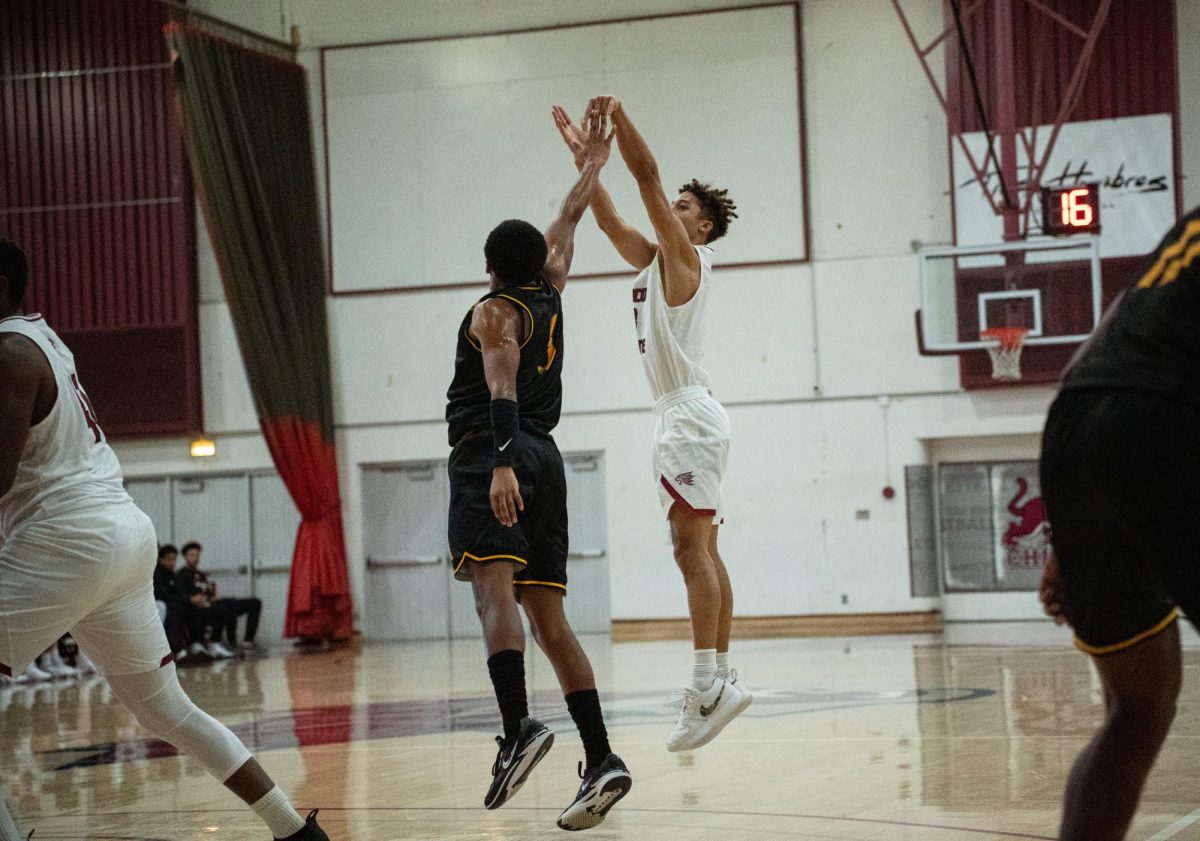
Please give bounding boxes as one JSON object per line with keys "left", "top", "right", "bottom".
{"left": 953, "top": 113, "right": 1175, "bottom": 257}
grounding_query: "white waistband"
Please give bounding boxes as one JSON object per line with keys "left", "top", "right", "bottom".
{"left": 653, "top": 386, "right": 711, "bottom": 414}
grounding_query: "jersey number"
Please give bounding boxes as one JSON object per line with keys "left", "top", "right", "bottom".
{"left": 70, "top": 373, "right": 104, "bottom": 444}
{"left": 537, "top": 313, "right": 559, "bottom": 374}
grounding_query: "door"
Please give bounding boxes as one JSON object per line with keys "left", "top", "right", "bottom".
{"left": 562, "top": 453, "right": 610, "bottom": 635}
{"left": 249, "top": 473, "right": 302, "bottom": 644}
{"left": 363, "top": 463, "right": 453, "bottom": 640}
{"left": 171, "top": 475, "right": 253, "bottom": 598}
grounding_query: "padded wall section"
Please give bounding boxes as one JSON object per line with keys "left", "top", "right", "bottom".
{"left": 0, "top": 0, "right": 200, "bottom": 436}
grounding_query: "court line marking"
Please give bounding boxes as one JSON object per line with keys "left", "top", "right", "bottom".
{"left": 40, "top": 806, "right": 1056, "bottom": 840}
{"left": 1147, "top": 807, "right": 1200, "bottom": 840}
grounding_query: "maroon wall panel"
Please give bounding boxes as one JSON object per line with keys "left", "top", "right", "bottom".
{"left": 946, "top": 0, "right": 1177, "bottom": 132}
{"left": 942, "top": 0, "right": 1179, "bottom": 388}
{"left": 0, "top": 0, "right": 199, "bottom": 435}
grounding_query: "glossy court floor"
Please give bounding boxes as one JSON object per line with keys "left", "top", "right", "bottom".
{"left": 4, "top": 624, "right": 1200, "bottom": 841}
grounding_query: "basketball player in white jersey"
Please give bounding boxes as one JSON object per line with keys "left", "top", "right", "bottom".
{"left": 0, "top": 239, "right": 329, "bottom": 840}
{"left": 552, "top": 98, "right": 750, "bottom": 751}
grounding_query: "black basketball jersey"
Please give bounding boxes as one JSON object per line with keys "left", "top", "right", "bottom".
{"left": 446, "top": 277, "right": 565, "bottom": 446}
{"left": 1063, "top": 205, "right": 1200, "bottom": 403}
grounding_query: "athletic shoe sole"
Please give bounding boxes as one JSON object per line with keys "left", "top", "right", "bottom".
{"left": 557, "top": 770, "right": 632, "bottom": 831}
{"left": 484, "top": 728, "right": 555, "bottom": 810}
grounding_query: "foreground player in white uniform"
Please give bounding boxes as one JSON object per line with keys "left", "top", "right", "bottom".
{"left": 553, "top": 98, "right": 750, "bottom": 751}
{"left": 0, "top": 239, "right": 328, "bottom": 841}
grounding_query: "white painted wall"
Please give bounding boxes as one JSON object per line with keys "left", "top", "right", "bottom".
{"left": 117, "top": 0, "right": 1200, "bottom": 631}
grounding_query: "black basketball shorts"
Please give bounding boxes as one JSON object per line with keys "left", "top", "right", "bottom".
{"left": 447, "top": 431, "right": 569, "bottom": 593}
{"left": 1040, "top": 389, "right": 1200, "bottom": 655}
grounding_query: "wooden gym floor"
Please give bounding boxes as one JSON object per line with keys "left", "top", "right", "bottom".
{"left": 4, "top": 624, "right": 1199, "bottom": 840}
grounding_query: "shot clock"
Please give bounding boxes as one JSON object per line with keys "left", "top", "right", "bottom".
{"left": 1040, "top": 183, "right": 1101, "bottom": 236}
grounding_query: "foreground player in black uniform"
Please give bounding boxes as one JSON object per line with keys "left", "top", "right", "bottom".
{"left": 1039, "top": 205, "right": 1200, "bottom": 840}
{"left": 444, "top": 112, "right": 631, "bottom": 831}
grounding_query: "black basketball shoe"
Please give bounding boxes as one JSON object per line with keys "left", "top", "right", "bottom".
{"left": 556, "top": 753, "right": 632, "bottom": 831}
{"left": 485, "top": 717, "right": 555, "bottom": 810}
{"left": 276, "top": 809, "right": 329, "bottom": 840}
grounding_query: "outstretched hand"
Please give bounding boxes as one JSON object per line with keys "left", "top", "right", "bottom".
{"left": 553, "top": 105, "right": 612, "bottom": 168}
{"left": 552, "top": 105, "right": 587, "bottom": 166}
{"left": 584, "top": 95, "right": 622, "bottom": 129}
{"left": 580, "top": 109, "right": 613, "bottom": 167}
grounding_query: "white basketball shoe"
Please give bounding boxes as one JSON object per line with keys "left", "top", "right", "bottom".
{"left": 666, "top": 676, "right": 745, "bottom": 752}
{"left": 718, "top": 667, "right": 754, "bottom": 717}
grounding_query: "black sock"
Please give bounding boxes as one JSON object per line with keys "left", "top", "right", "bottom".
{"left": 565, "top": 689, "right": 611, "bottom": 771}
{"left": 487, "top": 650, "right": 529, "bottom": 740}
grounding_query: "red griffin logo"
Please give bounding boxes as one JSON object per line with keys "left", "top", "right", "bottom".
{"left": 674, "top": 471, "right": 696, "bottom": 486}
{"left": 1002, "top": 477, "right": 1050, "bottom": 569}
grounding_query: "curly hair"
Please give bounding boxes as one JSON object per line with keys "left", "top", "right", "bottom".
{"left": 484, "top": 219, "right": 548, "bottom": 286}
{"left": 679, "top": 180, "right": 738, "bottom": 243}
{"left": 0, "top": 238, "right": 28, "bottom": 309}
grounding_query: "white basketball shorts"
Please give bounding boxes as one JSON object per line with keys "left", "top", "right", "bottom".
{"left": 652, "top": 387, "right": 731, "bottom": 525}
{"left": 0, "top": 502, "right": 171, "bottom": 677}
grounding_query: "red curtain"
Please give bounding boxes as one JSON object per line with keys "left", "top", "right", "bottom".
{"left": 263, "top": 418, "right": 352, "bottom": 640}
{"left": 167, "top": 26, "right": 352, "bottom": 640}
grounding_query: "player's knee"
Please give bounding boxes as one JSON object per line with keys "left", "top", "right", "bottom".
{"left": 1107, "top": 685, "right": 1178, "bottom": 744}
{"left": 673, "top": 545, "right": 711, "bottom": 577}
{"left": 471, "top": 564, "right": 513, "bottom": 614}
{"left": 529, "top": 613, "right": 569, "bottom": 654}
{"left": 120, "top": 674, "right": 198, "bottom": 737}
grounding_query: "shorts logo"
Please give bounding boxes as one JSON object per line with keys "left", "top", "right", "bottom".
{"left": 674, "top": 471, "right": 696, "bottom": 486}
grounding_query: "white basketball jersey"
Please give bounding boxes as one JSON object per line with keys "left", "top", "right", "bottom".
{"left": 631, "top": 245, "right": 714, "bottom": 401}
{"left": 0, "top": 315, "right": 129, "bottom": 536}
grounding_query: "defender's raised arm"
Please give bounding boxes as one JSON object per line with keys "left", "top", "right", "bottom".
{"left": 541, "top": 110, "right": 612, "bottom": 291}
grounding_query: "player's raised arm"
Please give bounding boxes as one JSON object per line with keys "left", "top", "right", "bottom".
{"left": 589, "top": 96, "right": 700, "bottom": 305}
{"left": 552, "top": 105, "right": 656, "bottom": 271}
{"left": 469, "top": 299, "right": 526, "bottom": 527}
{"left": 541, "top": 111, "right": 613, "bottom": 292}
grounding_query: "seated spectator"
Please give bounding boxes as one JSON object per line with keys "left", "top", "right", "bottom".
{"left": 153, "top": 544, "right": 194, "bottom": 661}
{"left": 177, "top": 541, "right": 263, "bottom": 654}
{"left": 174, "top": 542, "right": 236, "bottom": 659}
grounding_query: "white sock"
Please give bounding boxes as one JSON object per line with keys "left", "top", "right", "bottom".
{"left": 691, "top": 648, "right": 717, "bottom": 691}
{"left": 0, "top": 796, "right": 22, "bottom": 841}
{"left": 250, "top": 787, "right": 305, "bottom": 838}
{"left": 716, "top": 651, "right": 730, "bottom": 677}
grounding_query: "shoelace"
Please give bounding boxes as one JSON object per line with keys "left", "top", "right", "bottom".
{"left": 490, "top": 735, "right": 507, "bottom": 776}
{"left": 675, "top": 688, "right": 700, "bottom": 721}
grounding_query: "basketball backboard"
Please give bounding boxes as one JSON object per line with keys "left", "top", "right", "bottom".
{"left": 916, "top": 236, "right": 1102, "bottom": 354}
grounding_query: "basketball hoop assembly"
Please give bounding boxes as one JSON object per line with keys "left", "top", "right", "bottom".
{"left": 980, "top": 326, "right": 1029, "bottom": 381}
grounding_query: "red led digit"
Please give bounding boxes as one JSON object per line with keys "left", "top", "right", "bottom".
{"left": 1068, "top": 188, "right": 1093, "bottom": 226}
{"left": 1042, "top": 184, "right": 1099, "bottom": 236}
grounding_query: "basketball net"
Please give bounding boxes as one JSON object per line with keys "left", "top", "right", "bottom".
{"left": 980, "top": 327, "right": 1029, "bottom": 381}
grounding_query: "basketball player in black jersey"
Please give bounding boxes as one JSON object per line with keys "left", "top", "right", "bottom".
{"left": 1039, "top": 205, "right": 1200, "bottom": 840}
{"left": 444, "top": 112, "right": 631, "bottom": 830}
